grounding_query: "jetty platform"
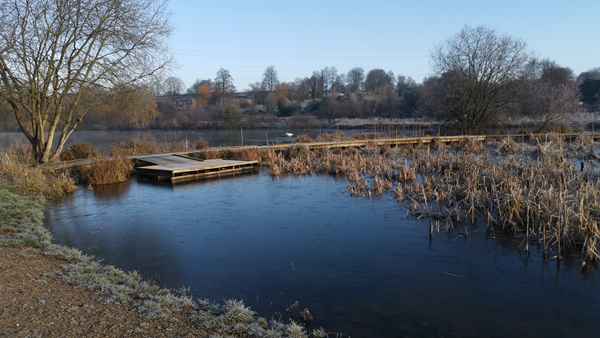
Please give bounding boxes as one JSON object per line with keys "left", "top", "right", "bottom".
{"left": 134, "top": 154, "right": 258, "bottom": 182}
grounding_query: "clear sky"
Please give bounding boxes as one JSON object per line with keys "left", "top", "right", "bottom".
{"left": 167, "top": 0, "right": 599, "bottom": 92}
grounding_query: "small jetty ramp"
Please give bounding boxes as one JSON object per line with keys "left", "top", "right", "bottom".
{"left": 134, "top": 154, "right": 258, "bottom": 182}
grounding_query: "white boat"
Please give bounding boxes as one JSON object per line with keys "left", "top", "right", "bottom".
{"left": 283, "top": 132, "right": 293, "bottom": 137}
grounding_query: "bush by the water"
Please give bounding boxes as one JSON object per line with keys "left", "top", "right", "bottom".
{"left": 87, "top": 155, "right": 133, "bottom": 186}
{"left": 60, "top": 140, "right": 100, "bottom": 161}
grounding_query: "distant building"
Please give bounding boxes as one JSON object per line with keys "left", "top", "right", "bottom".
{"left": 159, "top": 94, "right": 195, "bottom": 108}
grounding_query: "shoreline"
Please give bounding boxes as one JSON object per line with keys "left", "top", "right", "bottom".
{"left": 0, "top": 186, "right": 327, "bottom": 337}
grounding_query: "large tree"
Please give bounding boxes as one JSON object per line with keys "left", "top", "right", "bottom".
{"left": 429, "top": 25, "right": 533, "bottom": 134}
{"left": 346, "top": 67, "right": 365, "bottom": 94}
{"left": 519, "top": 59, "right": 580, "bottom": 132}
{"left": 261, "top": 65, "right": 279, "bottom": 92}
{"left": 164, "top": 76, "right": 185, "bottom": 96}
{"left": 214, "top": 68, "right": 236, "bottom": 104}
{"left": 0, "top": 0, "right": 172, "bottom": 164}
{"left": 364, "top": 69, "right": 394, "bottom": 93}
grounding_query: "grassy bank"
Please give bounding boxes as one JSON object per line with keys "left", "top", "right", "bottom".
{"left": 0, "top": 145, "right": 328, "bottom": 338}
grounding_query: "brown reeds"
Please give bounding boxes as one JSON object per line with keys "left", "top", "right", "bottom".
{"left": 315, "top": 131, "right": 351, "bottom": 142}
{"left": 0, "top": 146, "right": 76, "bottom": 198}
{"left": 292, "top": 135, "right": 314, "bottom": 144}
{"left": 87, "top": 155, "right": 133, "bottom": 186}
{"left": 261, "top": 135, "right": 600, "bottom": 261}
{"left": 199, "top": 147, "right": 274, "bottom": 163}
{"left": 60, "top": 140, "right": 100, "bottom": 161}
{"left": 397, "top": 142, "right": 600, "bottom": 261}
{"left": 195, "top": 137, "right": 209, "bottom": 150}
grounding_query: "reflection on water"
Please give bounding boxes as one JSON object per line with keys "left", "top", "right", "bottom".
{"left": 90, "top": 181, "right": 131, "bottom": 200}
{"left": 45, "top": 171, "right": 600, "bottom": 337}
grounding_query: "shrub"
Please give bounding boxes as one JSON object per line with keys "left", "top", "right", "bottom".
{"left": 285, "top": 144, "right": 309, "bottom": 159}
{"left": 292, "top": 135, "right": 313, "bottom": 144}
{"left": 196, "top": 137, "right": 209, "bottom": 150}
{"left": 60, "top": 140, "right": 100, "bottom": 161}
{"left": 87, "top": 155, "right": 133, "bottom": 186}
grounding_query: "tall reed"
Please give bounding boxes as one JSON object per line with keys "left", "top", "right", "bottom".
{"left": 87, "top": 155, "right": 133, "bottom": 186}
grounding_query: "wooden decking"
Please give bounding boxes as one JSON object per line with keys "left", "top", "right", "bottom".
{"left": 134, "top": 154, "right": 258, "bottom": 182}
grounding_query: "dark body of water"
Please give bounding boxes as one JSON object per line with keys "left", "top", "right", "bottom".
{"left": 44, "top": 171, "right": 600, "bottom": 337}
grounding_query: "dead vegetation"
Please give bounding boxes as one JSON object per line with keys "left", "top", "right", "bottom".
{"left": 59, "top": 140, "right": 100, "bottom": 161}
{"left": 262, "top": 135, "right": 600, "bottom": 262}
{"left": 0, "top": 144, "right": 76, "bottom": 199}
{"left": 86, "top": 155, "right": 133, "bottom": 186}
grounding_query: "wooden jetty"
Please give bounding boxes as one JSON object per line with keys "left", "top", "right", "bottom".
{"left": 134, "top": 154, "right": 258, "bottom": 182}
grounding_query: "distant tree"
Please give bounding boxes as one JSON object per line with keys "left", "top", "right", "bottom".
{"left": 156, "top": 98, "right": 178, "bottom": 121}
{"left": 381, "top": 85, "right": 397, "bottom": 118}
{"left": 221, "top": 105, "right": 241, "bottom": 129}
{"left": 332, "top": 73, "right": 347, "bottom": 94}
{"left": 265, "top": 92, "right": 278, "bottom": 113}
{"left": 364, "top": 69, "right": 394, "bottom": 93}
{"left": 396, "top": 75, "right": 417, "bottom": 96}
{"left": 164, "top": 76, "right": 185, "bottom": 96}
{"left": 577, "top": 67, "right": 600, "bottom": 102}
{"left": 274, "top": 83, "right": 289, "bottom": 106}
{"left": 519, "top": 59, "right": 580, "bottom": 132}
{"left": 193, "top": 85, "right": 212, "bottom": 107}
{"left": 214, "top": 68, "right": 236, "bottom": 104}
{"left": 297, "top": 78, "right": 311, "bottom": 101}
{"left": 187, "top": 79, "right": 203, "bottom": 94}
{"left": 0, "top": 0, "right": 172, "bottom": 163}
{"left": 324, "top": 67, "right": 338, "bottom": 94}
{"left": 96, "top": 86, "right": 159, "bottom": 129}
{"left": 537, "top": 59, "right": 575, "bottom": 86}
{"left": 248, "top": 81, "right": 266, "bottom": 104}
{"left": 309, "top": 72, "right": 324, "bottom": 99}
{"left": 261, "top": 66, "right": 279, "bottom": 92}
{"left": 429, "top": 25, "right": 533, "bottom": 134}
{"left": 346, "top": 67, "right": 365, "bottom": 94}
{"left": 576, "top": 67, "right": 600, "bottom": 84}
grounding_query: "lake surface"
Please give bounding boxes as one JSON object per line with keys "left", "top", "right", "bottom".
{"left": 44, "top": 170, "right": 600, "bottom": 337}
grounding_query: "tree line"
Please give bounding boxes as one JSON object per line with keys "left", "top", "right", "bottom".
{"left": 0, "top": 1, "right": 598, "bottom": 164}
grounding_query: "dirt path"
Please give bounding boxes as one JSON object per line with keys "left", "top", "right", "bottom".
{"left": 0, "top": 246, "right": 205, "bottom": 337}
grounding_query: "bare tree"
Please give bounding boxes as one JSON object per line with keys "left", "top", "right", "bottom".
{"left": 214, "top": 68, "right": 236, "bottom": 104}
{"left": 364, "top": 69, "right": 394, "bottom": 93}
{"left": 164, "top": 76, "right": 185, "bottom": 96}
{"left": 519, "top": 59, "right": 580, "bottom": 132}
{"left": 346, "top": 67, "right": 365, "bottom": 94}
{"left": 396, "top": 75, "right": 417, "bottom": 96}
{"left": 0, "top": 0, "right": 172, "bottom": 163}
{"left": 187, "top": 79, "right": 203, "bottom": 94}
{"left": 261, "top": 65, "right": 279, "bottom": 92}
{"left": 429, "top": 25, "right": 533, "bottom": 134}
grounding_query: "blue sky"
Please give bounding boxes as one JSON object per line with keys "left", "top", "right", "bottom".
{"left": 167, "top": 0, "right": 599, "bottom": 91}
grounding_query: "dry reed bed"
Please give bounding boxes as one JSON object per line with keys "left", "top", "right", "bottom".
{"left": 404, "top": 146, "right": 600, "bottom": 261}
{"left": 0, "top": 145, "right": 76, "bottom": 199}
{"left": 264, "top": 137, "right": 600, "bottom": 262}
